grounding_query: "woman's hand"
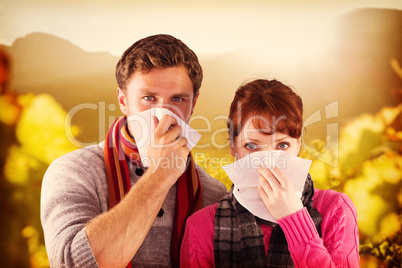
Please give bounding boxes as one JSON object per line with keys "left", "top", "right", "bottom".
{"left": 257, "top": 167, "right": 303, "bottom": 220}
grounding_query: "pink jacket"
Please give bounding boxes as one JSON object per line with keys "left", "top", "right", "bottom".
{"left": 180, "top": 189, "right": 360, "bottom": 267}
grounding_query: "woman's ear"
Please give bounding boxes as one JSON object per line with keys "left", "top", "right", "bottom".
{"left": 229, "top": 136, "right": 235, "bottom": 158}
{"left": 296, "top": 137, "right": 302, "bottom": 155}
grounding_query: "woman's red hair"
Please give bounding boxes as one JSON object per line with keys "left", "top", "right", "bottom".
{"left": 228, "top": 79, "right": 303, "bottom": 141}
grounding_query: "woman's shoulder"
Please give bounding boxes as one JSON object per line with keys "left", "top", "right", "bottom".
{"left": 185, "top": 203, "right": 218, "bottom": 241}
{"left": 314, "top": 189, "right": 354, "bottom": 207}
{"left": 189, "top": 203, "right": 218, "bottom": 224}
{"left": 313, "top": 188, "right": 357, "bottom": 221}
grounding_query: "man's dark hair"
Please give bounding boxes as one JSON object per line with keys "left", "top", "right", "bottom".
{"left": 116, "top": 34, "right": 203, "bottom": 95}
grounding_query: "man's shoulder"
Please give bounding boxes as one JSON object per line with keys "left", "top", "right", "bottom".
{"left": 44, "top": 142, "right": 107, "bottom": 188}
{"left": 195, "top": 165, "right": 228, "bottom": 207}
{"left": 196, "top": 164, "right": 227, "bottom": 190}
{"left": 51, "top": 142, "right": 105, "bottom": 168}
{"left": 42, "top": 142, "right": 109, "bottom": 206}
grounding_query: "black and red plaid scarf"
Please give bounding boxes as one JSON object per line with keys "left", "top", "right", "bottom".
{"left": 104, "top": 116, "right": 203, "bottom": 267}
{"left": 214, "top": 174, "right": 321, "bottom": 267}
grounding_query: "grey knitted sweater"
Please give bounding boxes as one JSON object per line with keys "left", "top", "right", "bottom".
{"left": 40, "top": 142, "right": 227, "bottom": 267}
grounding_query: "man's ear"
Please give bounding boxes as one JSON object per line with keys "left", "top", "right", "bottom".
{"left": 117, "top": 87, "right": 129, "bottom": 115}
{"left": 190, "top": 91, "right": 200, "bottom": 116}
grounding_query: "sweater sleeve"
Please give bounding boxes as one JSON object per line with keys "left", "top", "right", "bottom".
{"left": 180, "top": 204, "right": 217, "bottom": 268}
{"left": 278, "top": 191, "right": 359, "bottom": 268}
{"left": 41, "top": 147, "right": 107, "bottom": 268}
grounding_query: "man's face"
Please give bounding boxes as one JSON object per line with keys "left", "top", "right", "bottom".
{"left": 117, "top": 66, "right": 199, "bottom": 123}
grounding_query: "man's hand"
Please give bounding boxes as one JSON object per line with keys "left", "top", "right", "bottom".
{"left": 86, "top": 114, "right": 190, "bottom": 267}
{"left": 146, "top": 114, "right": 190, "bottom": 188}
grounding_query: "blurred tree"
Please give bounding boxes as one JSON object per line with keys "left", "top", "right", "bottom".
{"left": 1, "top": 49, "right": 79, "bottom": 268}
{"left": 0, "top": 49, "right": 30, "bottom": 267}
{"left": 4, "top": 93, "right": 80, "bottom": 267}
{"left": 300, "top": 59, "right": 402, "bottom": 267}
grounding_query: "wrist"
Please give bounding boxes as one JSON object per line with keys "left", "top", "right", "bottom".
{"left": 278, "top": 207, "right": 319, "bottom": 248}
{"left": 142, "top": 167, "right": 179, "bottom": 192}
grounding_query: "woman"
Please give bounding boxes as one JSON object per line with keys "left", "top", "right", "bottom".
{"left": 180, "top": 79, "right": 359, "bottom": 267}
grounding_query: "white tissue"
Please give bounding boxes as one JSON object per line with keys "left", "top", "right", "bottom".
{"left": 222, "top": 150, "right": 312, "bottom": 223}
{"left": 127, "top": 108, "right": 201, "bottom": 167}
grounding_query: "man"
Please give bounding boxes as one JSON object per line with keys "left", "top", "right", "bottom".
{"left": 41, "top": 34, "right": 227, "bottom": 267}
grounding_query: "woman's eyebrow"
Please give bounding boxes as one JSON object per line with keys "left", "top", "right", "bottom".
{"left": 241, "top": 137, "right": 262, "bottom": 143}
{"left": 275, "top": 136, "right": 290, "bottom": 142}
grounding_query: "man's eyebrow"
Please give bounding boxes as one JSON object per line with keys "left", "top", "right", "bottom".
{"left": 172, "top": 93, "right": 191, "bottom": 98}
{"left": 138, "top": 89, "right": 157, "bottom": 95}
{"left": 137, "top": 90, "right": 191, "bottom": 98}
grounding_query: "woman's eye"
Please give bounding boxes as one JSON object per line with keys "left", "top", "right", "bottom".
{"left": 144, "top": 96, "right": 155, "bottom": 101}
{"left": 245, "top": 143, "right": 259, "bottom": 150}
{"left": 277, "top": 142, "right": 289, "bottom": 150}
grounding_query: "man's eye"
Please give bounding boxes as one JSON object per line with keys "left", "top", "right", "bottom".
{"left": 245, "top": 143, "right": 259, "bottom": 150}
{"left": 277, "top": 142, "right": 289, "bottom": 150}
{"left": 144, "top": 96, "right": 155, "bottom": 101}
{"left": 172, "top": 97, "right": 184, "bottom": 102}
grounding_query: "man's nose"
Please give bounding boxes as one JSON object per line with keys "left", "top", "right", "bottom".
{"left": 154, "top": 98, "right": 169, "bottom": 107}
{"left": 153, "top": 99, "right": 173, "bottom": 111}
{"left": 153, "top": 100, "right": 185, "bottom": 120}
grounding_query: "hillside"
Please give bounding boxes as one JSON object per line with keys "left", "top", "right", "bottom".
{"left": 1, "top": 8, "right": 401, "bottom": 147}
{"left": 0, "top": 33, "right": 120, "bottom": 144}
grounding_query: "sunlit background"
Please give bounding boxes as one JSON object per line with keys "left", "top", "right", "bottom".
{"left": 1, "top": 0, "right": 401, "bottom": 267}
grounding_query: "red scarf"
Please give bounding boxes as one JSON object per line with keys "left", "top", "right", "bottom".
{"left": 104, "top": 116, "right": 203, "bottom": 267}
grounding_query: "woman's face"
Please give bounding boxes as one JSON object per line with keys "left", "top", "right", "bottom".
{"left": 230, "top": 115, "right": 301, "bottom": 159}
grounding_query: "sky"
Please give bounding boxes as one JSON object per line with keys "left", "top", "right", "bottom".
{"left": 1, "top": 0, "right": 401, "bottom": 60}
